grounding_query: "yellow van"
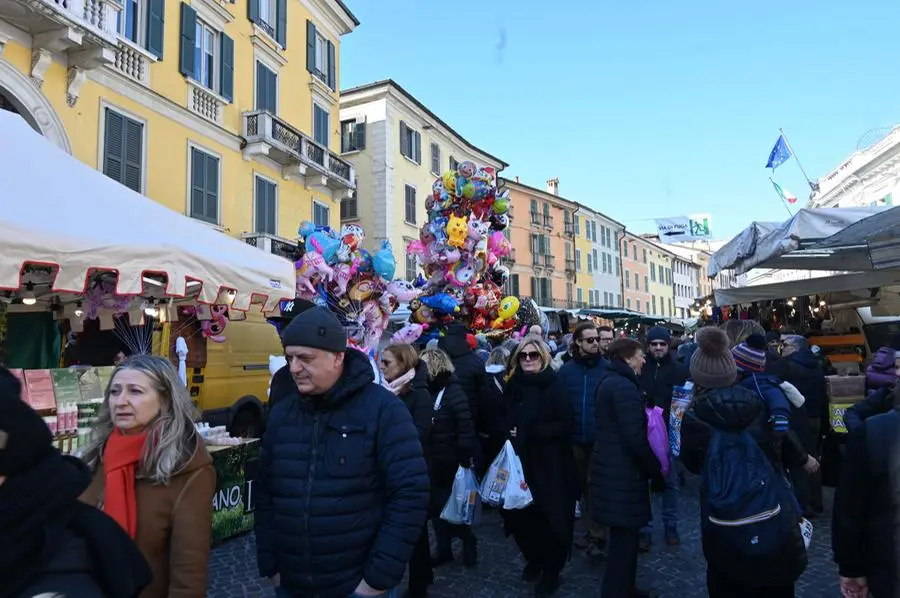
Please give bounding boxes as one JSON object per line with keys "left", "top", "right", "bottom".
{"left": 159, "top": 309, "right": 282, "bottom": 437}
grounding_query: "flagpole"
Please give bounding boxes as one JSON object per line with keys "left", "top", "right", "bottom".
{"left": 770, "top": 177, "right": 795, "bottom": 218}
{"left": 779, "top": 128, "right": 816, "bottom": 192}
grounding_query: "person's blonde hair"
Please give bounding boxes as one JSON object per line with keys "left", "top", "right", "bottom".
{"left": 720, "top": 320, "right": 765, "bottom": 349}
{"left": 508, "top": 334, "right": 551, "bottom": 378}
{"left": 419, "top": 347, "right": 455, "bottom": 380}
{"left": 81, "top": 355, "right": 201, "bottom": 484}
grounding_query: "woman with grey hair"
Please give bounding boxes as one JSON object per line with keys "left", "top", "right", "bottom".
{"left": 80, "top": 355, "right": 216, "bottom": 598}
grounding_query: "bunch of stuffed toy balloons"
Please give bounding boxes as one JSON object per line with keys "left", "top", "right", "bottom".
{"left": 294, "top": 221, "right": 419, "bottom": 352}
{"left": 403, "top": 160, "right": 521, "bottom": 342}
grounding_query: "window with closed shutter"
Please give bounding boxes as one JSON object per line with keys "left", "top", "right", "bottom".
{"left": 404, "top": 185, "right": 416, "bottom": 224}
{"left": 254, "top": 175, "right": 277, "bottom": 234}
{"left": 399, "top": 122, "right": 421, "bottom": 163}
{"left": 255, "top": 62, "right": 277, "bottom": 113}
{"left": 190, "top": 147, "right": 219, "bottom": 224}
{"left": 625, "top": 270, "right": 630, "bottom": 288}
{"left": 511, "top": 274, "right": 519, "bottom": 296}
{"left": 313, "top": 103, "right": 329, "bottom": 146}
{"left": 103, "top": 108, "right": 143, "bottom": 193}
{"left": 313, "top": 202, "right": 330, "bottom": 227}
{"left": 405, "top": 248, "right": 417, "bottom": 282}
{"left": 575, "top": 249, "right": 581, "bottom": 271}
{"left": 340, "top": 120, "right": 365, "bottom": 152}
{"left": 340, "top": 195, "right": 358, "bottom": 220}
{"left": 449, "top": 156, "right": 458, "bottom": 171}
{"left": 430, "top": 143, "right": 440, "bottom": 174}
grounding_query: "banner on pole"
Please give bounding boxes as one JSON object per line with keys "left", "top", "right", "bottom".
{"left": 654, "top": 214, "right": 712, "bottom": 244}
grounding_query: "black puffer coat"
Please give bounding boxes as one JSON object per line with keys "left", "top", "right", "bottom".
{"left": 254, "top": 349, "right": 430, "bottom": 597}
{"left": 638, "top": 351, "right": 688, "bottom": 428}
{"left": 398, "top": 362, "right": 434, "bottom": 463}
{"left": 680, "top": 383, "right": 808, "bottom": 587}
{"left": 591, "top": 360, "right": 664, "bottom": 529}
{"left": 502, "top": 367, "right": 578, "bottom": 548}
{"left": 771, "top": 350, "right": 829, "bottom": 424}
{"left": 439, "top": 322, "right": 485, "bottom": 426}
{"left": 427, "top": 371, "right": 478, "bottom": 516}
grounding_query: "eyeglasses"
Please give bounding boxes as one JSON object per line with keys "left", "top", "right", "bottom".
{"left": 579, "top": 337, "right": 599, "bottom": 344}
{"left": 649, "top": 341, "right": 668, "bottom": 347}
{"left": 518, "top": 351, "right": 541, "bottom": 362}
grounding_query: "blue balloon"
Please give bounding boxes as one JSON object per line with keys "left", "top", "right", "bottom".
{"left": 372, "top": 240, "right": 396, "bottom": 280}
{"left": 307, "top": 231, "right": 339, "bottom": 263}
{"left": 420, "top": 293, "right": 459, "bottom": 314}
{"left": 357, "top": 249, "right": 373, "bottom": 272}
{"left": 298, "top": 221, "right": 316, "bottom": 238}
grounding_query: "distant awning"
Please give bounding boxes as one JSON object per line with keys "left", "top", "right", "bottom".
{"left": 714, "top": 269, "right": 900, "bottom": 305}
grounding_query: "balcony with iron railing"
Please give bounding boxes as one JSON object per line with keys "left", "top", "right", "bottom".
{"left": 242, "top": 110, "right": 356, "bottom": 194}
{"left": 565, "top": 258, "right": 576, "bottom": 274}
{"left": 543, "top": 254, "right": 554, "bottom": 270}
{"left": 564, "top": 221, "right": 575, "bottom": 236}
{"left": 530, "top": 211, "right": 541, "bottom": 226}
{"left": 543, "top": 214, "right": 554, "bottom": 229}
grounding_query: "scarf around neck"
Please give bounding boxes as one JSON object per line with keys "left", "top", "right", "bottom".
{"left": 382, "top": 368, "right": 416, "bottom": 395}
{"left": 102, "top": 427, "right": 148, "bottom": 538}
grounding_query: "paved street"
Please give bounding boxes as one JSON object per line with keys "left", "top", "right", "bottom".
{"left": 207, "top": 476, "right": 839, "bottom": 597}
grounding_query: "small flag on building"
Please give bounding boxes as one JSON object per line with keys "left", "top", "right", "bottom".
{"left": 766, "top": 134, "right": 792, "bottom": 170}
{"left": 771, "top": 179, "right": 797, "bottom": 204}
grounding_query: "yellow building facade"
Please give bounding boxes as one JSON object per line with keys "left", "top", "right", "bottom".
{"left": 572, "top": 205, "right": 594, "bottom": 308}
{"left": 338, "top": 79, "right": 507, "bottom": 277}
{"left": 0, "top": 0, "right": 357, "bottom": 251}
{"left": 645, "top": 240, "right": 676, "bottom": 318}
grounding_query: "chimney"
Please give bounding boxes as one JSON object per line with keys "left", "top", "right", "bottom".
{"left": 546, "top": 177, "right": 559, "bottom": 195}
{"left": 515, "top": 176, "right": 520, "bottom": 183}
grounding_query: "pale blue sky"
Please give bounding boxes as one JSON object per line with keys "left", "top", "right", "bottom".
{"left": 340, "top": 0, "right": 899, "bottom": 240}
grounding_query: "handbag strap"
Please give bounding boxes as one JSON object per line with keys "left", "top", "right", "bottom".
{"left": 433, "top": 388, "right": 446, "bottom": 411}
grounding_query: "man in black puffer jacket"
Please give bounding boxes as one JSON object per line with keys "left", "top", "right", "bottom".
{"left": 439, "top": 321, "right": 486, "bottom": 430}
{"left": 254, "top": 307, "right": 430, "bottom": 598}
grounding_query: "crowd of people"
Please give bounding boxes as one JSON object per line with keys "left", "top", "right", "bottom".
{"left": 1, "top": 304, "right": 899, "bottom": 598}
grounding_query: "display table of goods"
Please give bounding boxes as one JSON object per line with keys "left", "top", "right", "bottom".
{"left": 8, "top": 366, "right": 114, "bottom": 455}
{"left": 198, "top": 423, "right": 260, "bottom": 543}
{"left": 827, "top": 374, "right": 866, "bottom": 435}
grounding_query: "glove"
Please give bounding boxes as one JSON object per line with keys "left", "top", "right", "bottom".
{"left": 650, "top": 472, "right": 667, "bottom": 494}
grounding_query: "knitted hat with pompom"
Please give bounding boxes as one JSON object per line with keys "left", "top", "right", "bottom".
{"left": 690, "top": 327, "right": 738, "bottom": 389}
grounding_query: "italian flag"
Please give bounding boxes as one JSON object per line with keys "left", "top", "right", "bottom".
{"left": 771, "top": 179, "right": 797, "bottom": 204}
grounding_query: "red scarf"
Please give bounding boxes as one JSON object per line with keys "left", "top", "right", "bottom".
{"left": 102, "top": 427, "right": 148, "bottom": 538}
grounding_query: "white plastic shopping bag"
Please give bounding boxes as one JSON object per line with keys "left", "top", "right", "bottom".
{"left": 799, "top": 517, "right": 813, "bottom": 550}
{"left": 501, "top": 443, "right": 533, "bottom": 510}
{"left": 439, "top": 466, "right": 480, "bottom": 525}
{"left": 480, "top": 440, "right": 512, "bottom": 506}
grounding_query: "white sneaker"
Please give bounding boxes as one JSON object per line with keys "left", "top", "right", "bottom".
{"left": 574, "top": 500, "right": 583, "bottom": 519}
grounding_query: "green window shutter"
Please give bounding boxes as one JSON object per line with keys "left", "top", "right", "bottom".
{"left": 179, "top": 3, "right": 196, "bottom": 76}
{"left": 255, "top": 63, "right": 266, "bottom": 110}
{"left": 413, "top": 131, "right": 421, "bottom": 163}
{"left": 190, "top": 148, "right": 205, "bottom": 220}
{"left": 276, "top": 0, "right": 287, "bottom": 47}
{"left": 247, "top": 0, "right": 259, "bottom": 24}
{"left": 353, "top": 122, "right": 365, "bottom": 150}
{"left": 306, "top": 20, "right": 316, "bottom": 73}
{"left": 146, "top": 0, "right": 165, "bottom": 58}
{"left": 267, "top": 68, "right": 277, "bottom": 112}
{"left": 123, "top": 117, "right": 143, "bottom": 192}
{"left": 255, "top": 177, "right": 267, "bottom": 233}
{"left": 326, "top": 40, "right": 335, "bottom": 89}
{"left": 220, "top": 34, "right": 234, "bottom": 102}
{"left": 103, "top": 109, "right": 124, "bottom": 183}
{"left": 205, "top": 153, "right": 218, "bottom": 222}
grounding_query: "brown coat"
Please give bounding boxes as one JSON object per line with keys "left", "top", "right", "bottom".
{"left": 80, "top": 435, "right": 216, "bottom": 598}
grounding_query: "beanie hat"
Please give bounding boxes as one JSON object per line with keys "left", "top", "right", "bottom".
{"left": 280, "top": 306, "right": 347, "bottom": 352}
{"left": 690, "top": 328, "right": 738, "bottom": 389}
{"left": 647, "top": 326, "right": 671, "bottom": 344}
{"left": 732, "top": 333, "right": 768, "bottom": 373}
{"left": 0, "top": 367, "right": 54, "bottom": 477}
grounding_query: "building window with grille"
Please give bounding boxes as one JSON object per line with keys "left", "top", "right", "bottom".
{"left": 404, "top": 184, "right": 416, "bottom": 224}
{"left": 430, "top": 143, "right": 441, "bottom": 175}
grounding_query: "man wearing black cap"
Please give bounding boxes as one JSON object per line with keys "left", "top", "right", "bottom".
{"left": 267, "top": 297, "right": 317, "bottom": 414}
{"left": 0, "top": 367, "right": 151, "bottom": 598}
{"left": 254, "top": 307, "right": 430, "bottom": 598}
{"left": 638, "top": 326, "right": 688, "bottom": 549}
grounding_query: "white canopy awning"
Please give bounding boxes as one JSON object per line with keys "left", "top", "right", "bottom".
{"left": 714, "top": 269, "right": 900, "bottom": 305}
{"left": 813, "top": 205, "right": 900, "bottom": 271}
{"left": 0, "top": 111, "right": 294, "bottom": 311}
{"left": 708, "top": 207, "right": 889, "bottom": 277}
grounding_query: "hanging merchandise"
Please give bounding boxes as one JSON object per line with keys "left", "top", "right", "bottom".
{"left": 294, "top": 221, "right": 411, "bottom": 353}
{"left": 407, "top": 161, "right": 519, "bottom": 340}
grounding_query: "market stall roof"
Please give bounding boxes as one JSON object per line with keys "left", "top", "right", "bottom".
{"left": 708, "top": 207, "right": 888, "bottom": 277}
{"left": 812, "top": 205, "right": 900, "bottom": 271}
{"left": 0, "top": 111, "right": 294, "bottom": 311}
{"left": 714, "top": 269, "right": 900, "bottom": 305}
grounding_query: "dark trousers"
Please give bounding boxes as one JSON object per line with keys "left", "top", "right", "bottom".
{"left": 407, "top": 523, "right": 433, "bottom": 592}
{"left": 572, "top": 444, "right": 605, "bottom": 542}
{"left": 432, "top": 518, "right": 475, "bottom": 552}
{"left": 706, "top": 567, "right": 794, "bottom": 598}
{"left": 601, "top": 526, "right": 639, "bottom": 598}
{"left": 504, "top": 505, "right": 567, "bottom": 575}
{"left": 806, "top": 417, "right": 823, "bottom": 510}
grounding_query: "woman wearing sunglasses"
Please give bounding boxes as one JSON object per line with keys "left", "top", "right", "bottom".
{"left": 501, "top": 335, "right": 577, "bottom": 597}
{"left": 592, "top": 338, "right": 667, "bottom": 598}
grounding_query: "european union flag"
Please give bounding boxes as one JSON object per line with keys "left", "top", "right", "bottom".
{"left": 766, "top": 134, "right": 792, "bottom": 170}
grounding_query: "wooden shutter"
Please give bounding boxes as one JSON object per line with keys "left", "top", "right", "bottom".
{"left": 190, "top": 148, "right": 204, "bottom": 220}
{"left": 530, "top": 277, "right": 537, "bottom": 299}
{"left": 414, "top": 131, "right": 421, "bottom": 163}
{"left": 431, "top": 142, "right": 439, "bottom": 173}
{"left": 267, "top": 68, "right": 277, "bottom": 113}
{"left": 276, "top": 0, "right": 287, "bottom": 47}
{"left": 247, "top": 0, "right": 259, "bottom": 24}
{"left": 326, "top": 40, "right": 335, "bottom": 89}
{"left": 179, "top": 3, "right": 196, "bottom": 76}
{"left": 204, "top": 152, "right": 218, "bottom": 222}
{"left": 146, "top": 0, "right": 165, "bottom": 58}
{"left": 353, "top": 122, "right": 365, "bottom": 150}
{"left": 119, "top": 117, "right": 142, "bottom": 192}
{"left": 399, "top": 121, "right": 408, "bottom": 158}
{"left": 255, "top": 62, "right": 266, "bottom": 110}
{"left": 305, "top": 20, "right": 316, "bottom": 73}
{"left": 220, "top": 34, "right": 234, "bottom": 101}
{"left": 103, "top": 109, "right": 123, "bottom": 184}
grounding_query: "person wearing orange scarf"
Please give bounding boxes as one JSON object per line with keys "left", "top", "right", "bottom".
{"left": 101, "top": 428, "right": 148, "bottom": 539}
